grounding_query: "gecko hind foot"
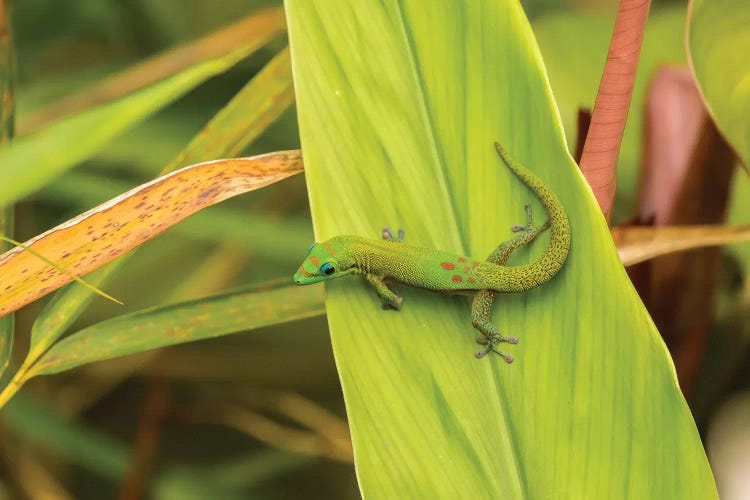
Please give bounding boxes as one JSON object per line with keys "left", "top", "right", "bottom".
{"left": 474, "top": 334, "right": 517, "bottom": 362}
{"left": 511, "top": 203, "right": 534, "bottom": 233}
{"left": 475, "top": 347, "right": 514, "bottom": 363}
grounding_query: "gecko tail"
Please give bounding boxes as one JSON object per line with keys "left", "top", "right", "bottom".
{"left": 493, "top": 142, "right": 571, "bottom": 291}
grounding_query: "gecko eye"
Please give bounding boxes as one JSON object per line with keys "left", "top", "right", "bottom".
{"left": 321, "top": 263, "right": 335, "bottom": 275}
{"left": 307, "top": 243, "right": 315, "bottom": 254}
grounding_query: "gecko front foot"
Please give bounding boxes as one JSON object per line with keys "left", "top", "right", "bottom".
{"left": 381, "top": 296, "right": 403, "bottom": 310}
{"left": 475, "top": 335, "right": 517, "bottom": 363}
{"left": 382, "top": 227, "right": 405, "bottom": 242}
{"left": 365, "top": 274, "right": 403, "bottom": 310}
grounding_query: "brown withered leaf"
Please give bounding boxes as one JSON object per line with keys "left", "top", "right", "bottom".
{"left": 614, "top": 225, "right": 750, "bottom": 266}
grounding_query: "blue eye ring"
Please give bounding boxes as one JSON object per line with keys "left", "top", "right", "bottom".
{"left": 321, "top": 263, "right": 335, "bottom": 275}
{"left": 307, "top": 243, "right": 315, "bottom": 254}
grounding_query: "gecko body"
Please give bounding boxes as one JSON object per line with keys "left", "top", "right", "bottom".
{"left": 294, "top": 142, "right": 570, "bottom": 361}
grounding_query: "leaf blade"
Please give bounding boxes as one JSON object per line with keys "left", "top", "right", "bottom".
{"left": 688, "top": 0, "right": 750, "bottom": 167}
{"left": 286, "top": 1, "right": 717, "bottom": 497}
{"left": 31, "top": 281, "right": 324, "bottom": 376}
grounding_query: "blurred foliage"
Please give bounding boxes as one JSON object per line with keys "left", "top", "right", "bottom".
{"left": 536, "top": 7, "right": 687, "bottom": 223}
{"left": 1, "top": 1, "right": 338, "bottom": 498}
{"left": 0, "top": 0, "right": 746, "bottom": 498}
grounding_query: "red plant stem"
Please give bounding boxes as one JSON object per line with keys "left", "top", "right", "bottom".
{"left": 579, "top": 0, "right": 651, "bottom": 222}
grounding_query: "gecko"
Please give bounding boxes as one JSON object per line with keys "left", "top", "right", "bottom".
{"left": 293, "top": 142, "right": 571, "bottom": 361}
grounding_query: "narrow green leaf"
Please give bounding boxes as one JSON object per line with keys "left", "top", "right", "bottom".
{"left": 0, "top": 0, "right": 15, "bottom": 380}
{"left": 0, "top": 43, "right": 260, "bottom": 206}
{"left": 155, "top": 451, "right": 311, "bottom": 500}
{"left": 20, "top": 7, "right": 286, "bottom": 133}
{"left": 167, "top": 45, "right": 295, "bottom": 171}
{"left": 31, "top": 281, "right": 324, "bottom": 376}
{"left": 286, "top": 1, "right": 717, "bottom": 498}
{"left": 29, "top": 264, "right": 123, "bottom": 361}
{"left": 688, "top": 0, "right": 750, "bottom": 167}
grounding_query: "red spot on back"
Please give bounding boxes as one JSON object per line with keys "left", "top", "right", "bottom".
{"left": 463, "top": 266, "right": 470, "bottom": 273}
{"left": 323, "top": 241, "right": 336, "bottom": 256}
{"left": 472, "top": 261, "right": 479, "bottom": 267}
{"left": 452, "top": 274, "right": 463, "bottom": 283}
{"left": 458, "top": 257, "right": 467, "bottom": 263}
{"left": 441, "top": 262, "right": 455, "bottom": 270}
{"left": 309, "top": 255, "right": 319, "bottom": 267}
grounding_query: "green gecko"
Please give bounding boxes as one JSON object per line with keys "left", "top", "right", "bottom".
{"left": 294, "top": 142, "right": 571, "bottom": 361}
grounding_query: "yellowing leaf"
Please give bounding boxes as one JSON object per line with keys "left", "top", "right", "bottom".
{"left": 0, "top": 151, "right": 302, "bottom": 317}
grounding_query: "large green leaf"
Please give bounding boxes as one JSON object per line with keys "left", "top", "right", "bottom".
{"left": 688, "top": 0, "right": 750, "bottom": 272}
{"left": 688, "top": 0, "right": 750, "bottom": 167}
{"left": 286, "top": 1, "right": 716, "bottom": 498}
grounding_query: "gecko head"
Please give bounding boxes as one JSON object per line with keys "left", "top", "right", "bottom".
{"left": 293, "top": 238, "right": 355, "bottom": 285}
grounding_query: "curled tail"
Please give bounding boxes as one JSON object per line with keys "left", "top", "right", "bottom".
{"left": 494, "top": 141, "right": 571, "bottom": 292}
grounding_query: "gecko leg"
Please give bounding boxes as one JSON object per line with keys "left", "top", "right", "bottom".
{"left": 365, "top": 274, "right": 404, "bottom": 310}
{"left": 471, "top": 291, "right": 516, "bottom": 362}
{"left": 510, "top": 203, "right": 533, "bottom": 232}
{"left": 382, "top": 227, "right": 405, "bottom": 242}
{"left": 470, "top": 205, "right": 550, "bottom": 360}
